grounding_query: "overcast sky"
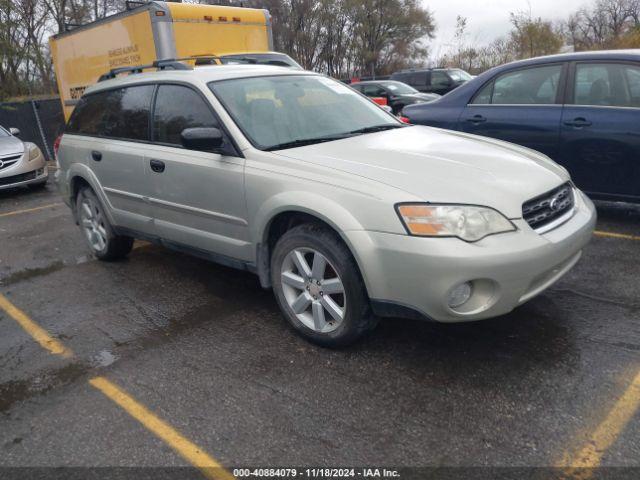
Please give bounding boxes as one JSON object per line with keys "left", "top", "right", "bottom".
{"left": 424, "top": 0, "right": 589, "bottom": 57}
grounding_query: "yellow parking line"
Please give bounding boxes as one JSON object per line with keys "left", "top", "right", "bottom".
{"left": 0, "top": 294, "right": 232, "bottom": 478}
{"left": 0, "top": 293, "right": 73, "bottom": 358}
{"left": 0, "top": 203, "right": 63, "bottom": 218}
{"left": 90, "top": 377, "right": 234, "bottom": 480}
{"left": 558, "top": 370, "right": 640, "bottom": 479}
{"left": 594, "top": 230, "right": 640, "bottom": 241}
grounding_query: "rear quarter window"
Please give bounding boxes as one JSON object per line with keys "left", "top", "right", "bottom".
{"left": 66, "top": 85, "right": 154, "bottom": 141}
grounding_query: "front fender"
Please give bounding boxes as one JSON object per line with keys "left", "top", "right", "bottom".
{"left": 252, "top": 190, "right": 366, "bottom": 244}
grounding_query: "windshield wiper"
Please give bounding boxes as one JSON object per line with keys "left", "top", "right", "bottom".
{"left": 264, "top": 125, "right": 405, "bottom": 151}
{"left": 264, "top": 135, "right": 351, "bottom": 151}
{"left": 348, "top": 124, "right": 406, "bottom": 135}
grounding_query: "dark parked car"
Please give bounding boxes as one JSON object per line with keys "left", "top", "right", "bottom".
{"left": 351, "top": 80, "right": 440, "bottom": 114}
{"left": 403, "top": 50, "right": 640, "bottom": 204}
{"left": 391, "top": 68, "right": 473, "bottom": 95}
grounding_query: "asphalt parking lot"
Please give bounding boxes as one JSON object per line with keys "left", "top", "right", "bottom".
{"left": 1, "top": 171, "right": 639, "bottom": 479}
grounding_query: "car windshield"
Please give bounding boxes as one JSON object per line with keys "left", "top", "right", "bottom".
{"left": 0, "top": 126, "right": 8, "bottom": 137}
{"left": 209, "top": 75, "right": 402, "bottom": 151}
{"left": 381, "top": 81, "right": 418, "bottom": 95}
{"left": 219, "top": 53, "right": 302, "bottom": 70}
{"left": 449, "top": 69, "right": 473, "bottom": 82}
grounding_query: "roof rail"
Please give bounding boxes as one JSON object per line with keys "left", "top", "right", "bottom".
{"left": 98, "top": 59, "right": 193, "bottom": 82}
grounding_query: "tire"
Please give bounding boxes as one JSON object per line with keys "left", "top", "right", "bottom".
{"left": 271, "top": 223, "right": 377, "bottom": 347}
{"left": 76, "top": 186, "right": 133, "bottom": 261}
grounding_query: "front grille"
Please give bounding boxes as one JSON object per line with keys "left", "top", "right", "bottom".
{"left": 0, "top": 154, "right": 21, "bottom": 171}
{"left": 0, "top": 170, "right": 36, "bottom": 186}
{"left": 523, "top": 182, "right": 574, "bottom": 231}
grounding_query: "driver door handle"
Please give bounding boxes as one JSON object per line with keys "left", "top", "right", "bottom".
{"left": 564, "top": 117, "right": 592, "bottom": 128}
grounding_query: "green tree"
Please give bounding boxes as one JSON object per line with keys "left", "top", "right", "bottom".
{"left": 348, "top": 0, "right": 435, "bottom": 76}
{"left": 509, "top": 11, "right": 563, "bottom": 59}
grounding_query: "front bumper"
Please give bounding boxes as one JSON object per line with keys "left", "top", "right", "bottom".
{"left": 0, "top": 150, "right": 48, "bottom": 190}
{"left": 347, "top": 190, "right": 597, "bottom": 323}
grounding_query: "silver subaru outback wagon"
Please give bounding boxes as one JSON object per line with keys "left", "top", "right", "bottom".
{"left": 56, "top": 64, "right": 596, "bottom": 347}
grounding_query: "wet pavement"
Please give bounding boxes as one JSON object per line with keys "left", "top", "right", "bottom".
{"left": 1, "top": 175, "right": 639, "bottom": 475}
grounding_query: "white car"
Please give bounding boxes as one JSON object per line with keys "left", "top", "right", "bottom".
{"left": 56, "top": 64, "right": 596, "bottom": 346}
{"left": 0, "top": 126, "right": 48, "bottom": 190}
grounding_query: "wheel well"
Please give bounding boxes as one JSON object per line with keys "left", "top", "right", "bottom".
{"left": 265, "top": 211, "right": 335, "bottom": 253}
{"left": 70, "top": 176, "right": 90, "bottom": 201}
{"left": 69, "top": 176, "right": 91, "bottom": 220}
{"left": 259, "top": 211, "right": 367, "bottom": 297}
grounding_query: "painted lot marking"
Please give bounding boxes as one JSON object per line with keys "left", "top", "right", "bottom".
{"left": 90, "top": 377, "right": 234, "bottom": 480}
{"left": 0, "top": 293, "right": 73, "bottom": 358}
{"left": 0, "top": 202, "right": 63, "bottom": 218}
{"left": 0, "top": 293, "right": 233, "bottom": 480}
{"left": 559, "top": 370, "right": 640, "bottom": 479}
{"left": 594, "top": 230, "right": 640, "bottom": 241}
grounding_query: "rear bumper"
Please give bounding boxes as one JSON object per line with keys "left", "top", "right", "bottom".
{"left": 0, "top": 151, "right": 48, "bottom": 190}
{"left": 347, "top": 190, "right": 597, "bottom": 323}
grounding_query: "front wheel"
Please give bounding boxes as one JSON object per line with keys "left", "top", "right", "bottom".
{"left": 271, "top": 224, "right": 377, "bottom": 347}
{"left": 76, "top": 187, "right": 133, "bottom": 261}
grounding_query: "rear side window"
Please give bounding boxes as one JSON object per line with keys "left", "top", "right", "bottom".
{"left": 66, "top": 85, "right": 153, "bottom": 141}
{"left": 431, "top": 71, "right": 451, "bottom": 88}
{"left": 66, "top": 94, "right": 107, "bottom": 135}
{"left": 409, "top": 72, "right": 428, "bottom": 86}
{"left": 100, "top": 86, "right": 154, "bottom": 140}
{"left": 574, "top": 63, "right": 640, "bottom": 108}
{"left": 472, "top": 65, "right": 562, "bottom": 105}
{"left": 152, "top": 84, "right": 218, "bottom": 146}
{"left": 362, "top": 85, "right": 386, "bottom": 97}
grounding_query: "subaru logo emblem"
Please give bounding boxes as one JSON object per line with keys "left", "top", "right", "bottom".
{"left": 549, "top": 194, "right": 562, "bottom": 211}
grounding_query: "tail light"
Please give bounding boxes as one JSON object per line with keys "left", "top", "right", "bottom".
{"left": 399, "top": 116, "right": 411, "bottom": 124}
{"left": 53, "top": 135, "right": 62, "bottom": 161}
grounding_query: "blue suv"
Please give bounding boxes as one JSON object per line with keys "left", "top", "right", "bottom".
{"left": 403, "top": 50, "right": 640, "bottom": 204}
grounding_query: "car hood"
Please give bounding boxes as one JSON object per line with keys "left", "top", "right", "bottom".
{"left": 273, "top": 126, "right": 570, "bottom": 219}
{"left": 0, "top": 136, "right": 24, "bottom": 157}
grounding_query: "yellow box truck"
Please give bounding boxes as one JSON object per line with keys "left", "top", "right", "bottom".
{"left": 50, "top": 1, "right": 275, "bottom": 120}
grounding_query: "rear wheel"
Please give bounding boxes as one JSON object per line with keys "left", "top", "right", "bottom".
{"left": 271, "top": 224, "right": 377, "bottom": 347}
{"left": 76, "top": 187, "right": 133, "bottom": 261}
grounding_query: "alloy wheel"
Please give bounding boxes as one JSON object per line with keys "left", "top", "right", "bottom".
{"left": 280, "top": 247, "right": 346, "bottom": 333}
{"left": 80, "top": 197, "right": 107, "bottom": 252}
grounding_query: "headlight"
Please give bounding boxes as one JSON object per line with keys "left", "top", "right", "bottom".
{"left": 28, "top": 144, "right": 41, "bottom": 161}
{"left": 396, "top": 204, "right": 516, "bottom": 242}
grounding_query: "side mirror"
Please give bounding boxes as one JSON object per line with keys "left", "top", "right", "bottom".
{"left": 9, "top": 128, "right": 20, "bottom": 137}
{"left": 180, "top": 127, "right": 223, "bottom": 152}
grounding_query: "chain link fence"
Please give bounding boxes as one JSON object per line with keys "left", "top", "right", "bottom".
{"left": 0, "top": 97, "right": 65, "bottom": 161}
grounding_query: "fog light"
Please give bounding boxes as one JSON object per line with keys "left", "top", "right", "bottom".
{"left": 448, "top": 282, "right": 473, "bottom": 308}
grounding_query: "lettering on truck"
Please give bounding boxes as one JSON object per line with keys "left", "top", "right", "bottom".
{"left": 108, "top": 44, "right": 141, "bottom": 68}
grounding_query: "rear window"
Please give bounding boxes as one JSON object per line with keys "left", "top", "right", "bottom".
{"left": 66, "top": 85, "right": 154, "bottom": 141}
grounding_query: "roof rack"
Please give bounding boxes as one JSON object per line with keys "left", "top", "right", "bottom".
{"left": 98, "top": 59, "right": 193, "bottom": 82}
